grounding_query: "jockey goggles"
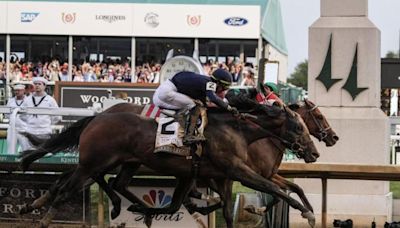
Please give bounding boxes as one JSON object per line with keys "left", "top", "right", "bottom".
{"left": 211, "top": 75, "right": 231, "bottom": 89}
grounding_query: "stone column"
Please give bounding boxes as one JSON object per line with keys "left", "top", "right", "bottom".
{"left": 291, "top": 0, "right": 391, "bottom": 226}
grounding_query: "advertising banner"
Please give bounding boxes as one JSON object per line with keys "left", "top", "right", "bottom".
{"left": 133, "top": 4, "right": 260, "bottom": 39}
{"left": 54, "top": 82, "right": 157, "bottom": 108}
{"left": 0, "top": 173, "right": 89, "bottom": 224}
{"left": 109, "top": 178, "right": 209, "bottom": 228}
{"left": 7, "top": 1, "right": 133, "bottom": 36}
{"left": 4, "top": 1, "right": 259, "bottom": 38}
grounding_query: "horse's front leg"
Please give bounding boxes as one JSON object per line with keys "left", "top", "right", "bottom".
{"left": 272, "top": 174, "right": 313, "bottom": 212}
{"left": 214, "top": 179, "right": 234, "bottom": 228}
{"left": 183, "top": 179, "right": 223, "bottom": 215}
{"left": 228, "top": 163, "right": 315, "bottom": 228}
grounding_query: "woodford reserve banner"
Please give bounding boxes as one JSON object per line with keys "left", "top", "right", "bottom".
{"left": 0, "top": 173, "right": 89, "bottom": 225}
{"left": 54, "top": 82, "right": 158, "bottom": 108}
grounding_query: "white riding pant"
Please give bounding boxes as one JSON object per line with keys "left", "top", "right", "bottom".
{"left": 153, "top": 80, "right": 196, "bottom": 110}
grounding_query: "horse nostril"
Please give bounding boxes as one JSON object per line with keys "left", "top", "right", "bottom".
{"left": 333, "top": 135, "right": 339, "bottom": 141}
{"left": 291, "top": 143, "right": 301, "bottom": 151}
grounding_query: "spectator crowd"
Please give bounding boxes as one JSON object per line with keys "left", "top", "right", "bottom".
{"left": 0, "top": 57, "right": 256, "bottom": 86}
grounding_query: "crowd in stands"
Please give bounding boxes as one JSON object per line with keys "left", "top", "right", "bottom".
{"left": 0, "top": 57, "right": 256, "bottom": 86}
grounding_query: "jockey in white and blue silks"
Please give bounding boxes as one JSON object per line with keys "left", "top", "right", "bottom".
{"left": 153, "top": 69, "right": 238, "bottom": 144}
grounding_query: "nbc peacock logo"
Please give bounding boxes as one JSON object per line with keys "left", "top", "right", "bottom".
{"left": 142, "top": 189, "right": 172, "bottom": 208}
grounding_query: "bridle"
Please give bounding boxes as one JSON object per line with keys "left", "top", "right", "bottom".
{"left": 240, "top": 111, "right": 308, "bottom": 159}
{"left": 305, "top": 102, "right": 331, "bottom": 141}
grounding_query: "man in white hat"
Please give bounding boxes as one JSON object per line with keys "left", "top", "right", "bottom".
{"left": 23, "top": 77, "right": 61, "bottom": 149}
{"left": 6, "top": 83, "right": 30, "bottom": 153}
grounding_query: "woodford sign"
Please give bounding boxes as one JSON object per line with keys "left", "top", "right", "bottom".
{"left": 54, "top": 82, "right": 158, "bottom": 108}
{"left": 0, "top": 173, "right": 89, "bottom": 224}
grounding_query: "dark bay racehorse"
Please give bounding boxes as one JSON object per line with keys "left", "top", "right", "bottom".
{"left": 20, "top": 98, "right": 335, "bottom": 228}
{"left": 103, "top": 98, "right": 338, "bottom": 223}
{"left": 20, "top": 99, "right": 319, "bottom": 228}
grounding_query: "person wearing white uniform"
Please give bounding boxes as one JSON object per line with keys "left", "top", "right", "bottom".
{"left": 22, "top": 77, "right": 61, "bottom": 150}
{"left": 6, "top": 84, "right": 29, "bottom": 153}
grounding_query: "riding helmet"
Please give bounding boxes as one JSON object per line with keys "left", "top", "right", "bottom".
{"left": 211, "top": 69, "right": 233, "bottom": 89}
{"left": 263, "top": 82, "right": 279, "bottom": 95}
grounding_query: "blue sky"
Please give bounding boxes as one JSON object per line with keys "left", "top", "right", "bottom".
{"left": 280, "top": 0, "right": 400, "bottom": 75}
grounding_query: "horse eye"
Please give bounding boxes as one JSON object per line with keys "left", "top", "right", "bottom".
{"left": 296, "top": 125, "right": 303, "bottom": 132}
{"left": 317, "top": 115, "right": 323, "bottom": 120}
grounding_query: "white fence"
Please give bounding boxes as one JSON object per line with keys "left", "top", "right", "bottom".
{"left": 0, "top": 106, "right": 96, "bottom": 154}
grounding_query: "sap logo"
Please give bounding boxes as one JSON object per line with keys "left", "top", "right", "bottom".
{"left": 21, "top": 12, "right": 40, "bottom": 22}
{"left": 224, "top": 17, "right": 248, "bottom": 26}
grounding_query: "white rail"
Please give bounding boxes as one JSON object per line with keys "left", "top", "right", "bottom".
{"left": 0, "top": 106, "right": 96, "bottom": 154}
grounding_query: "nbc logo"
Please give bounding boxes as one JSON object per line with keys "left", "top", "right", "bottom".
{"left": 143, "top": 189, "right": 172, "bottom": 208}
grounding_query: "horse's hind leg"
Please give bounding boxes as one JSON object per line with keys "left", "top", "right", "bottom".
{"left": 272, "top": 174, "right": 313, "bottom": 212}
{"left": 92, "top": 173, "right": 122, "bottom": 220}
{"left": 20, "top": 169, "right": 74, "bottom": 215}
{"left": 39, "top": 165, "right": 92, "bottom": 228}
{"left": 111, "top": 162, "right": 148, "bottom": 210}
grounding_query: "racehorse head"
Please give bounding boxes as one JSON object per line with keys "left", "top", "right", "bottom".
{"left": 289, "top": 99, "right": 339, "bottom": 147}
{"left": 225, "top": 94, "right": 319, "bottom": 163}
{"left": 275, "top": 106, "right": 319, "bottom": 163}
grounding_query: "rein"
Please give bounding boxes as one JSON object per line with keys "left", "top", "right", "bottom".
{"left": 240, "top": 113, "right": 306, "bottom": 156}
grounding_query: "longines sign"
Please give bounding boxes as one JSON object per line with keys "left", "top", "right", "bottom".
{"left": 55, "top": 82, "right": 157, "bottom": 108}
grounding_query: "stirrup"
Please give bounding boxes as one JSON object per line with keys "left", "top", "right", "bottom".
{"left": 183, "top": 135, "right": 206, "bottom": 145}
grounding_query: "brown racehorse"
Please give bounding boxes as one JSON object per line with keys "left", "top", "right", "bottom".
{"left": 104, "top": 99, "right": 338, "bottom": 227}
{"left": 20, "top": 98, "right": 335, "bottom": 228}
{"left": 20, "top": 98, "right": 319, "bottom": 228}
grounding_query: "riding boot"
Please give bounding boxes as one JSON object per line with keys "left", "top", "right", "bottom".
{"left": 183, "top": 107, "right": 206, "bottom": 145}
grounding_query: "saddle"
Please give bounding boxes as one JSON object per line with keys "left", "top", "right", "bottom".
{"left": 141, "top": 104, "right": 207, "bottom": 157}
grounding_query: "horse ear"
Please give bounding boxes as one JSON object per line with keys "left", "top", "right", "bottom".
{"left": 304, "top": 98, "right": 311, "bottom": 106}
{"left": 284, "top": 105, "right": 295, "bottom": 117}
{"left": 288, "top": 103, "right": 300, "bottom": 111}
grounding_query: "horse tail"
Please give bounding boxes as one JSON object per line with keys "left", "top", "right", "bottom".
{"left": 20, "top": 116, "right": 96, "bottom": 171}
{"left": 20, "top": 132, "right": 46, "bottom": 147}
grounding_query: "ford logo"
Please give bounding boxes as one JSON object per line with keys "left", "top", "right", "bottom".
{"left": 224, "top": 17, "right": 248, "bottom": 26}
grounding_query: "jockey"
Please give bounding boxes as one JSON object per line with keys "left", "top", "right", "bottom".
{"left": 153, "top": 69, "right": 238, "bottom": 144}
{"left": 256, "top": 82, "right": 284, "bottom": 107}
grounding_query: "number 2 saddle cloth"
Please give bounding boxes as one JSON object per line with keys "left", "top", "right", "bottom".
{"left": 141, "top": 104, "right": 190, "bottom": 157}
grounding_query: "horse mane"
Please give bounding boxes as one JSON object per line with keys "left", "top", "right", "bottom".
{"left": 225, "top": 90, "right": 281, "bottom": 117}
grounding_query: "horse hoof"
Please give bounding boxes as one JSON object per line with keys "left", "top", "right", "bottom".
{"left": 111, "top": 208, "right": 121, "bottom": 220}
{"left": 207, "top": 196, "right": 221, "bottom": 205}
{"left": 244, "top": 205, "right": 266, "bottom": 216}
{"left": 127, "top": 204, "right": 142, "bottom": 213}
{"left": 301, "top": 211, "right": 315, "bottom": 227}
{"left": 144, "top": 215, "right": 153, "bottom": 228}
{"left": 244, "top": 205, "right": 256, "bottom": 214}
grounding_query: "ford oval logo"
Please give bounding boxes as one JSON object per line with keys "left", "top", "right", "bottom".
{"left": 224, "top": 17, "right": 248, "bottom": 26}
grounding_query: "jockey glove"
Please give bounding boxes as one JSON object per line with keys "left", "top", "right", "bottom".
{"left": 227, "top": 105, "right": 240, "bottom": 117}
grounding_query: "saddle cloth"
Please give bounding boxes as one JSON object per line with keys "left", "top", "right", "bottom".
{"left": 141, "top": 104, "right": 190, "bottom": 157}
